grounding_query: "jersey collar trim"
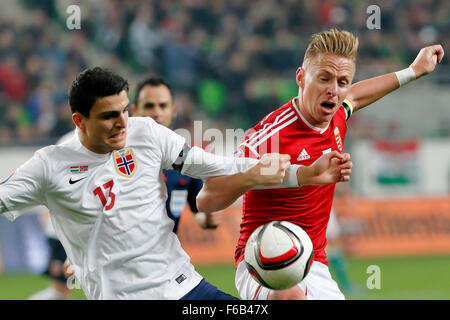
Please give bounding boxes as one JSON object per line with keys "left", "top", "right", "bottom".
{"left": 291, "top": 98, "right": 329, "bottom": 134}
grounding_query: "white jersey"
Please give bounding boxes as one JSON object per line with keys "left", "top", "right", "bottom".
{"left": 2, "top": 117, "right": 294, "bottom": 299}
{"left": 44, "top": 130, "right": 77, "bottom": 239}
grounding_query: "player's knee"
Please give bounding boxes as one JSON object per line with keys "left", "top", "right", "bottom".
{"left": 267, "top": 286, "right": 306, "bottom": 300}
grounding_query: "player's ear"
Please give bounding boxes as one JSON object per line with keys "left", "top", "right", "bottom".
{"left": 171, "top": 103, "right": 178, "bottom": 118}
{"left": 296, "top": 68, "right": 304, "bottom": 88}
{"left": 72, "top": 112, "right": 84, "bottom": 130}
{"left": 131, "top": 104, "right": 137, "bottom": 116}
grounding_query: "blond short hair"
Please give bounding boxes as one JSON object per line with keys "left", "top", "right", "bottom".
{"left": 303, "top": 29, "right": 359, "bottom": 66}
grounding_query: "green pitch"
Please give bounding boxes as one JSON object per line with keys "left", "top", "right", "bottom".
{"left": 0, "top": 255, "right": 448, "bottom": 300}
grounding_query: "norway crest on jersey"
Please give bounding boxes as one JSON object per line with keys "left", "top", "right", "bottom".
{"left": 334, "top": 126, "right": 343, "bottom": 152}
{"left": 113, "top": 147, "right": 138, "bottom": 178}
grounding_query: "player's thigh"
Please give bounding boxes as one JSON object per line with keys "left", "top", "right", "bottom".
{"left": 236, "top": 260, "right": 308, "bottom": 300}
{"left": 236, "top": 260, "right": 344, "bottom": 300}
{"left": 304, "top": 261, "right": 345, "bottom": 300}
{"left": 46, "top": 238, "right": 68, "bottom": 283}
{"left": 235, "top": 260, "right": 270, "bottom": 300}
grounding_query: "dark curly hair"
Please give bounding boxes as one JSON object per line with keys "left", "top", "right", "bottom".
{"left": 69, "top": 67, "right": 129, "bottom": 118}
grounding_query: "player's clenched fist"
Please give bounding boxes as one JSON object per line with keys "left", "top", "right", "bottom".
{"left": 246, "top": 153, "right": 291, "bottom": 186}
{"left": 297, "top": 151, "right": 352, "bottom": 186}
{"left": 411, "top": 44, "right": 445, "bottom": 79}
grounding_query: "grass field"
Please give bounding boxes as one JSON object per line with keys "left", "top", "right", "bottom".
{"left": 0, "top": 255, "right": 449, "bottom": 300}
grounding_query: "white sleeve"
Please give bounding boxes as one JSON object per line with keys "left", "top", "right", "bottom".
{"left": 180, "top": 146, "right": 258, "bottom": 179}
{"left": 148, "top": 119, "right": 186, "bottom": 170}
{"left": 147, "top": 117, "right": 300, "bottom": 188}
{"left": 180, "top": 146, "right": 300, "bottom": 188}
{"left": 0, "top": 151, "right": 47, "bottom": 221}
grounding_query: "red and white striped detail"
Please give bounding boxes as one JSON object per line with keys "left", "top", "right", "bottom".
{"left": 241, "top": 107, "right": 298, "bottom": 158}
{"left": 252, "top": 285, "right": 262, "bottom": 300}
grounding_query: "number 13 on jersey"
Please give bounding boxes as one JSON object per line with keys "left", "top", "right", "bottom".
{"left": 93, "top": 180, "right": 115, "bottom": 211}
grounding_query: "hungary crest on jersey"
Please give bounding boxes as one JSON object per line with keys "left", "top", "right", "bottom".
{"left": 334, "top": 126, "right": 343, "bottom": 152}
{"left": 113, "top": 147, "right": 138, "bottom": 177}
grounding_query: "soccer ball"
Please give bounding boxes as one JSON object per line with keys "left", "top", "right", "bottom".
{"left": 244, "top": 221, "right": 314, "bottom": 290}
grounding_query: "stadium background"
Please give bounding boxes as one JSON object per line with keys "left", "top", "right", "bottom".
{"left": 0, "top": 0, "right": 449, "bottom": 299}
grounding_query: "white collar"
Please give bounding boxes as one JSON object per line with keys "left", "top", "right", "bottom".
{"left": 291, "top": 98, "right": 329, "bottom": 134}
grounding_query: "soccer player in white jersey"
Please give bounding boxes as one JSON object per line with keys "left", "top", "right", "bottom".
{"left": 0, "top": 67, "right": 353, "bottom": 300}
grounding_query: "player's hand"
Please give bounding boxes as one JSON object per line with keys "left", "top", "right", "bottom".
{"left": 246, "top": 153, "right": 291, "bottom": 186}
{"left": 298, "top": 151, "right": 352, "bottom": 186}
{"left": 63, "top": 258, "right": 74, "bottom": 278}
{"left": 410, "top": 44, "right": 445, "bottom": 79}
{"left": 194, "top": 211, "right": 223, "bottom": 229}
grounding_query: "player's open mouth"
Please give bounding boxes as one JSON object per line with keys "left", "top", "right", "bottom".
{"left": 320, "top": 101, "right": 336, "bottom": 114}
{"left": 110, "top": 131, "right": 126, "bottom": 141}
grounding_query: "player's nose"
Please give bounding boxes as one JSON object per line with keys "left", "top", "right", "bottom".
{"left": 154, "top": 106, "right": 164, "bottom": 117}
{"left": 327, "top": 80, "right": 338, "bottom": 96}
{"left": 117, "top": 111, "right": 127, "bottom": 127}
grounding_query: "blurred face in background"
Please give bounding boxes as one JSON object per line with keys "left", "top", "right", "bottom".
{"left": 132, "top": 84, "right": 177, "bottom": 128}
{"left": 296, "top": 53, "right": 355, "bottom": 129}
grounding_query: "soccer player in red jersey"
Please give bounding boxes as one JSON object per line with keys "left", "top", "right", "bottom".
{"left": 197, "top": 29, "right": 444, "bottom": 300}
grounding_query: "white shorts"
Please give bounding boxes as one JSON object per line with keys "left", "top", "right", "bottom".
{"left": 235, "top": 260, "right": 345, "bottom": 300}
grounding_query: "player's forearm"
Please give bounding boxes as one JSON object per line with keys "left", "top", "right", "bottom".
{"left": 196, "top": 173, "right": 254, "bottom": 213}
{"left": 0, "top": 193, "right": 32, "bottom": 222}
{"left": 181, "top": 146, "right": 259, "bottom": 180}
{"left": 197, "top": 164, "right": 301, "bottom": 212}
{"left": 296, "top": 165, "right": 327, "bottom": 186}
{"left": 346, "top": 72, "right": 400, "bottom": 113}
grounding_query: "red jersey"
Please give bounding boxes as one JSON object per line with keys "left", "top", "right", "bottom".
{"left": 235, "top": 98, "right": 353, "bottom": 266}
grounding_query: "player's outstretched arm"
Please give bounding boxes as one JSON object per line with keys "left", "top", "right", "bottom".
{"left": 346, "top": 44, "right": 444, "bottom": 113}
{"left": 196, "top": 153, "right": 292, "bottom": 213}
{"left": 196, "top": 151, "right": 352, "bottom": 213}
{"left": 0, "top": 153, "right": 47, "bottom": 220}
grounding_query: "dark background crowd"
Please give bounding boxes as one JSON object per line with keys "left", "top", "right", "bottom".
{"left": 0, "top": 0, "right": 449, "bottom": 146}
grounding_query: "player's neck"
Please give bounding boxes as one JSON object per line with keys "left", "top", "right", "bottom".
{"left": 77, "top": 131, "right": 111, "bottom": 155}
{"left": 294, "top": 97, "right": 329, "bottom": 130}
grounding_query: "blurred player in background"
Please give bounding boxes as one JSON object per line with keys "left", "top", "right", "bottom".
{"left": 325, "top": 208, "right": 352, "bottom": 294}
{"left": 28, "top": 213, "right": 70, "bottom": 300}
{"left": 0, "top": 67, "right": 352, "bottom": 300}
{"left": 326, "top": 183, "right": 361, "bottom": 296}
{"left": 131, "top": 76, "right": 222, "bottom": 232}
{"left": 197, "top": 29, "right": 444, "bottom": 300}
